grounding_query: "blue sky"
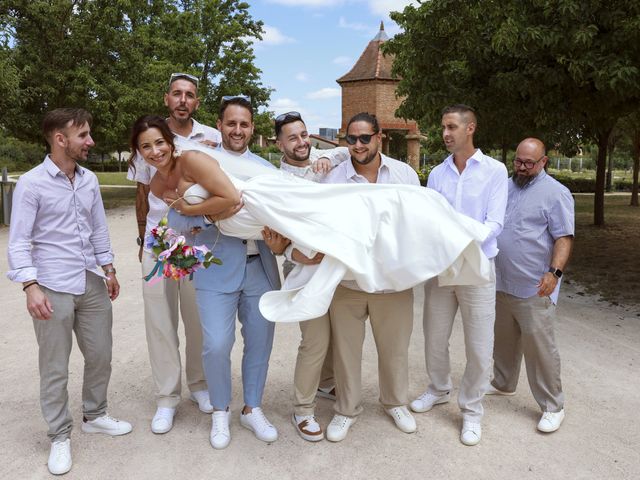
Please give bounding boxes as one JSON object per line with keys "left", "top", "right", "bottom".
{"left": 245, "top": 0, "right": 417, "bottom": 135}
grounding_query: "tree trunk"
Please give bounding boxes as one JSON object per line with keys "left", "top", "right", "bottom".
{"left": 606, "top": 145, "right": 614, "bottom": 192}
{"left": 631, "top": 133, "right": 639, "bottom": 207}
{"left": 594, "top": 131, "right": 610, "bottom": 226}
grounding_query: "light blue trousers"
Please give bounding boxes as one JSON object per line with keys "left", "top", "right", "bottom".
{"left": 195, "top": 256, "right": 275, "bottom": 410}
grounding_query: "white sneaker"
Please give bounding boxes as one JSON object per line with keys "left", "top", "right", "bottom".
{"left": 385, "top": 406, "right": 417, "bottom": 433}
{"left": 190, "top": 390, "right": 214, "bottom": 414}
{"left": 48, "top": 439, "right": 72, "bottom": 475}
{"left": 292, "top": 413, "right": 324, "bottom": 442}
{"left": 460, "top": 421, "right": 482, "bottom": 446}
{"left": 151, "top": 407, "right": 175, "bottom": 434}
{"left": 537, "top": 409, "right": 565, "bottom": 433}
{"left": 326, "top": 414, "right": 356, "bottom": 442}
{"left": 81, "top": 414, "right": 132, "bottom": 436}
{"left": 210, "top": 410, "right": 231, "bottom": 449}
{"left": 410, "top": 390, "right": 450, "bottom": 413}
{"left": 486, "top": 384, "right": 516, "bottom": 396}
{"left": 240, "top": 407, "right": 278, "bottom": 443}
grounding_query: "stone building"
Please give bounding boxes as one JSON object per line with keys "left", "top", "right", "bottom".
{"left": 336, "top": 22, "right": 421, "bottom": 169}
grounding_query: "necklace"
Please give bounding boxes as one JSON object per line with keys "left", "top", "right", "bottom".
{"left": 66, "top": 171, "right": 76, "bottom": 183}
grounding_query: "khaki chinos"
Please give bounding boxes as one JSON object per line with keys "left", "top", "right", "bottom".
{"left": 492, "top": 291, "right": 564, "bottom": 412}
{"left": 33, "top": 272, "right": 113, "bottom": 442}
{"left": 330, "top": 285, "right": 414, "bottom": 417}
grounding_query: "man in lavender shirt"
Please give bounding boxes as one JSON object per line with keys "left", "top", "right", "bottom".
{"left": 487, "top": 138, "right": 574, "bottom": 434}
{"left": 7, "top": 108, "right": 132, "bottom": 475}
{"left": 411, "top": 104, "right": 508, "bottom": 446}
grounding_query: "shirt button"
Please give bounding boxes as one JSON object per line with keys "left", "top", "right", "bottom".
{"left": 242, "top": 240, "right": 247, "bottom": 244}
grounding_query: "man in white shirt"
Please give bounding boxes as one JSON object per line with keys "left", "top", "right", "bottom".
{"left": 273, "top": 111, "right": 349, "bottom": 442}
{"left": 322, "top": 112, "right": 421, "bottom": 442}
{"left": 411, "top": 104, "right": 508, "bottom": 446}
{"left": 7, "top": 108, "right": 132, "bottom": 475}
{"left": 127, "top": 73, "right": 218, "bottom": 433}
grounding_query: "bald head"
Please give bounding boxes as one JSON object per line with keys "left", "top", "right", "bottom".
{"left": 516, "top": 137, "right": 546, "bottom": 159}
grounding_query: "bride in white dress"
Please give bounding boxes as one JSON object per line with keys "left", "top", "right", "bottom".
{"left": 132, "top": 116, "right": 492, "bottom": 323}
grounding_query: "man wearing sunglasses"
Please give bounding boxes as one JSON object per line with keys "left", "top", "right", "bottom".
{"left": 273, "top": 111, "right": 349, "bottom": 442}
{"left": 127, "top": 73, "right": 222, "bottom": 435}
{"left": 411, "top": 104, "right": 508, "bottom": 446}
{"left": 321, "top": 112, "right": 421, "bottom": 442}
{"left": 488, "top": 137, "right": 574, "bottom": 434}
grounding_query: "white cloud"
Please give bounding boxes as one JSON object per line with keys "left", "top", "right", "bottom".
{"left": 332, "top": 55, "right": 352, "bottom": 66}
{"left": 307, "top": 88, "right": 341, "bottom": 100}
{"left": 260, "top": 25, "right": 295, "bottom": 45}
{"left": 338, "top": 16, "right": 370, "bottom": 32}
{"left": 295, "top": 72, "right": 309, "bottom": 82}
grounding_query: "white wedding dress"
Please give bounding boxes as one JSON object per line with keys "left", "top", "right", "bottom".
{"left": 175, "top": 137, "right": 492, "bottom": 323}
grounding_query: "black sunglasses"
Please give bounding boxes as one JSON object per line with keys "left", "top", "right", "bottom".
{"left": 345, "top": 133, "right": 375, "bottom": 145}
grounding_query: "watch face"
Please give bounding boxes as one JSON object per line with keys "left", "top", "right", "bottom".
{"left": 136, "top": 237, "right": 142, "bottom": 246}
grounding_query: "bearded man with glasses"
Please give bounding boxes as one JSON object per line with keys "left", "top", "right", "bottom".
{"left": 487, "top": 137, "right": 574, "bottom": 434}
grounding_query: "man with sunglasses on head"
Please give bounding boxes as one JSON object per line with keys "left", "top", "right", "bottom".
{"left": 274, "top": 111, "right": 349, "bottom": 442}
{"left": 487, "top": 137, "right": 574, "bottom": 434}
{"left": 169, "top": 95, "right": 285, "bottom": 450}
{"left": 411, "top": 104, "right": 508, "bottom": 446}
{"left": 127, "top": 72, "right": 221, "bottom": 435}
{"left": 320, "top": 112, "right": 420, "bottom": 442}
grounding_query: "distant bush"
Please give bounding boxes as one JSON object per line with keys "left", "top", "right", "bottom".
{"left": 550, "top": 173, "right": 632, "bottom": 193}
{"left": 0, "top": 132, "right": 46, "bottom": 171}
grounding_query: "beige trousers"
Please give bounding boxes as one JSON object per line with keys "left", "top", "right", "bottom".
{"left": 492, "top": 292, "right": 564, "bottom": 412}
{"left": 329, "top": 285, "right": 414, "bottom": 417}
{"left": 142, "top": 252, "right": 206, "bottom": 408}
{"left": 422, "top": 261, "right": 496, "bottom": 422}
{"left": 34, "top": 272, "right": 113, "bottom": 442}
{"left": 292, "top": 313, "right": 334, "bottom": 415}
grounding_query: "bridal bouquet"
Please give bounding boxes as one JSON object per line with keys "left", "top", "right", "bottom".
{"left": 144, "top": 217, "right": 221, "bottom": 283}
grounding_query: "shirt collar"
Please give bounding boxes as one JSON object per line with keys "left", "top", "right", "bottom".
{"left": 280, "top": 157, "right": 310, "bottom": 174}
{"left": 513, "top": 169, "right": 547, "bottom": 189}
{"left": 44, "top": 155, "right": 84, "bottom": 178}
{"left": 345, "top": 152, "right": 387, "bottom": 181}
{"left": 445, "top": 148, "right": 483, "bottom": 171}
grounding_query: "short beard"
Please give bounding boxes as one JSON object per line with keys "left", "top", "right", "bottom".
{"left": 286, "top": 145, "right": 310, "bottom": 163}
{"left": 352, "top": 150, "right": 378, "bottom": 166}
{"left": 513, "top": 174, "right": 535, "bottom": 188}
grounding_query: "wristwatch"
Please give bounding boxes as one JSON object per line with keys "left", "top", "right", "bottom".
{"left": 548, "top": 267, "right": 563, "bottom": 279}
{"left": 136, "top": 236, "right": 143, "bottom": 246}
{"left": 103, "top": 266, "right": 117, "bottom": 275}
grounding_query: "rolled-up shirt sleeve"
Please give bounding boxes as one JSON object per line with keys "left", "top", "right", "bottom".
{"left": 89, "top": 175, "right": 114, "bottom": 266}
{"left": 483, "top": 165, "right": 508, "bottom": 244}
{"left": 7, "top": 178, "right": 38, "bottom": 282}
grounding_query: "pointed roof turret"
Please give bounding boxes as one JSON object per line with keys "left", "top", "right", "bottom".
{"left": 337, "top": 21, "right": 395, "bottom": 84}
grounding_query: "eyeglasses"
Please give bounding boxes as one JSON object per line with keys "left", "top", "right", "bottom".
{"left": 514, "top": 155, "right": 545, "bottom": 169}
{"left": 221, "top": 94, "right": 251, "bottom": 105}
{"left": 345, "top": 133, "right": 375, "bottom": 145}
{"left": 169, "top": 73, "right": 199, "bottom": 87}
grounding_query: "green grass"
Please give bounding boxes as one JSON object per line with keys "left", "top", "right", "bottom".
{"left": 568, "top": 194, "right": 640, "bottom": 306}
{"left": 101, "top": 186, "right": 136, "bottom": 210}
{"left": 94, "top": 172, "right": 132, "bottom": 186}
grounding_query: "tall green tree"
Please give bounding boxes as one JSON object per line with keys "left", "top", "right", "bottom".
{"left": 1, "top": 0, "right": 271, "bottom": 154}
{"left": 386, "top": 0, "right": 640, "bottom": 225}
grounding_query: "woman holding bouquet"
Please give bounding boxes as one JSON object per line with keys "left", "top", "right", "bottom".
{"left": 128, "top": 116, "right": 240, "bottom": 435}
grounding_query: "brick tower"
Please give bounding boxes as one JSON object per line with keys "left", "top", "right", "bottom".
{"left": 336, "top": 21, "right": 421, "bottom": 169}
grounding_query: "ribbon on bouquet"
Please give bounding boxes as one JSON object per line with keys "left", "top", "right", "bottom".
{"left": 144, "top": 259, "right": 165, "bottom": 286}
